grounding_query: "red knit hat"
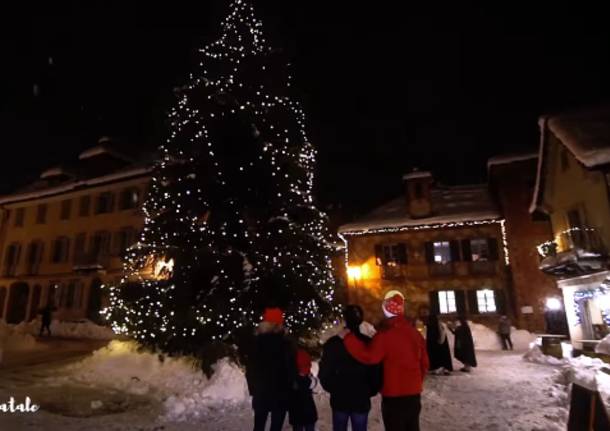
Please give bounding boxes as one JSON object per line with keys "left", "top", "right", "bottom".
{"left": 296, "top": 349, "right": 312, "bottom": 375}
{"left": 382, "top": 290, "right": 405, "bottom": 317}
{"left": 262, "top": 307, "right": 284, "bottom": 325}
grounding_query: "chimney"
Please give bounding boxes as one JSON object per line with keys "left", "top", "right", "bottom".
{"left": 402, "top": 170, "right": 433, "bottom": 218}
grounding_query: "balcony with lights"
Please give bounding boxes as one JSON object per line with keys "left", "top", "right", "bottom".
{"left": 537, "top": 227, "right": 608, "bottom": 278}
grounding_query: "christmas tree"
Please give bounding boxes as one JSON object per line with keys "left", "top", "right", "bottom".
{"left": 103, "top": 0, "right": 338, "bottom": 355}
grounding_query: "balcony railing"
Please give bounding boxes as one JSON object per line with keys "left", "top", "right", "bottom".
{"left": 537, "top": 227, "right": 608, "bottom": 277}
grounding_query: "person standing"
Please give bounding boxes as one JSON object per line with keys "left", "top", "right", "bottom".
{"left": 319, "top": 305, "right": 382, "bottom": 431}
{"left": 342, "top": 291, "right": 429, "bottom": 431}
{"left": 39, "top": 304, "right": 53, "bottom": 337}
{"left": 498, "top": 315, "right": 513, "bottom": 350}
{"left": 452, "top": 316, "right": 477, "bottom": 372}
{"left": 289, "top": 349, "right": 318, "bottom": 431}
{"left": 246, "top": 308, "right": 296, "bottom": 431}
{"left": 426, "top": 313, "right": 453, "bottom": 375}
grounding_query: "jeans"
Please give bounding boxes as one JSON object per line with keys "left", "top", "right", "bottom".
{"left": 292, "top": 424, "right": 316, "bottom": 431}
{"left": 381, "top": 395, "right": 421, "bottom": 431}
{"left": 333, "top": 410, "right": 369, "bottom": 431}
{"left": 500, "top": 334, "right": 513, "bottom": 350}
{"left": 253, "top": 407, "right": 287, "bottom": 431}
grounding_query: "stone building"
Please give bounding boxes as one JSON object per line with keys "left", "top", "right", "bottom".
{"left": 0, "top": 139, "right": 151, "bottom": 323}
{"left": 338, "top": 171, "right": 511, "bottom": 325}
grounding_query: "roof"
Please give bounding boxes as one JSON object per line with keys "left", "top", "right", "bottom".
{"left": 487, "top": 153, "right": 537, "bottom": 171}
{"left": 339, "top": 184, "right": 501, "bottom": 235}
{"left": 402, "top": 171, "right": 432, "bottom": 180}
{"left": 530, "top": 107, "right": 610, "bottom": 213}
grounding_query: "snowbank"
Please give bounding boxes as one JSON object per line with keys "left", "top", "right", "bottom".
{"left": 13, "top": 319, "right": 115, "bottom": 340}
{"left": 50, "top": 340, "right": 249, "bottom": 422}
{"left": 596, "top": 334, "right": 610, "bottom": 355}
{"left": 0, "top": 320, "right": 44, "bottom": 352}
{"left": 447, "top": 321, "right": 536, "bottom": 351}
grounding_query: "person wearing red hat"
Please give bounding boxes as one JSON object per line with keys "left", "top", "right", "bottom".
{"left": 343, "top": 291, "right": 429, "bottom": 431}
{"left": 246, "top": 307, "right": 297, "bottom": 431}
{"left": 288, "top": 349, "right": 318, "bottom": 431}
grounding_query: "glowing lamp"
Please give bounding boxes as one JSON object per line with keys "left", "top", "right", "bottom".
{"left": 347, "top": 266, "right": 362, "bottom": 280}
{"left": 545, "top": 297, "right": 562, "bottom": 311}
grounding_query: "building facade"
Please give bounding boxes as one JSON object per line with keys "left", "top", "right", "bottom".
{"left": 338, "top": 172, "right": 512, "bottom": 325}
{"left": 0, "top": 141, "right": 151, "bottom": 324}
{"left": 489, "top": 154, "right": 560, "bottom": 332}
{"left": 530, "top": 108, "right": 610, "bottom": 349}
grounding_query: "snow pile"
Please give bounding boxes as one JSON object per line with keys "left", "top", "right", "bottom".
{"left": 596, "top": 334, "right": 610, "bottom": 355}
{"left": 464, "top": 322, "right": 536, "bottom": 351}
{"left": 523, "top": 344, "right": 565, "bottom": 366}
{"left": 0, "top": 320, "right": 44, "bottom": 352}
{"left": 13, "top": 319, "right": 115, "bottom": 340}
{"left": 51, "top": 340, "right": 249, "bottom": 422}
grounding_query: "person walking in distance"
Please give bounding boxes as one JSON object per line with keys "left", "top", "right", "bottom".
{"left": 342, "top": 291, "right": 429, "bottom": 431}
{"left": 39, "top": 304, "right": 53, "bottom": 337}
{"left": 498, "top": 315, "right": 513, "bottom": 350}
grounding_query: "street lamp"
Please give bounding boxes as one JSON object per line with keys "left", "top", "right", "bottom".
{"left": 545, "top": 297, "right": 562, "bottom": 311}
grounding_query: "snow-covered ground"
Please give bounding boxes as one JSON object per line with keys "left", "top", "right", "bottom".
{"left": 1, "top": 337, "right": 576, "bottom": 431}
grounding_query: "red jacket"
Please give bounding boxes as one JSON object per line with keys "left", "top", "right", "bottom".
{"left": 344, "top": 317, "right": 429, "bottom": 397}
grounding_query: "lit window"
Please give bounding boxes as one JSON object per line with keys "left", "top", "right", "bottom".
{"left": 470, "top": 238, "right": 490, "bottom": 261}
{"left": 438, "top": 290, "right": 456, "bottom": 314}
{"left": 433, "top": 241, "right": 451, "bottom": 264}
{"left": 477, "top": 289, "right": 496, "bottom": 313}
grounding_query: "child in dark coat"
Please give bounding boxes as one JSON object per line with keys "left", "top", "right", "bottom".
{"left": 452, "top": 316, "right": 477, "bottom": 372}
{"left": 289, "top": 349, "right": 318, "bottom": 431}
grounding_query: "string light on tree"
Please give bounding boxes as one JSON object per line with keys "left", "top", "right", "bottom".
{"left": 102, "top": 0, "right": 338, "bottom": 355}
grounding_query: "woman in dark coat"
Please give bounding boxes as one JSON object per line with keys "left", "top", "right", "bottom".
{"left": 246, "top": 308, "right": 297, "bottom": 431}
{"left": 426, "top": 313, "right": 453, "bottom": 374}
{"left": 453, "top": 315, "right": 477, "bottom": 372}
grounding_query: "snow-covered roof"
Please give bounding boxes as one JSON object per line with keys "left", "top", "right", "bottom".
{"left": 40, "top": 167, "right": 73, "bottom": 179}
{"left": 339, "top": 184, "right": 501, "bottom": 235}
{"left": 79, "top": 143, "right": 132, "bottom": 162}
{"left": 530, "top": 107, "right": 610, "bottom": 213}
{"left": 402, "top": 171, "right": 432, "bottom": 180}
{"left": 487, "top": 153, "right": 537, "bottom": 170}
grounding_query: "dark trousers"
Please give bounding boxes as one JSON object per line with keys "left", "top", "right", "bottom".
{"left": 333, "top": 410, "right": 369, "bottom": 431}
{"left": 39, "top": 322, "right": 51, "bottom": 336}
{"left": 381, "top": 395, "right": 421, "bottom": 431}
{"left": 253, "top": 407, "right": 287, "bottom": 431}
{"left": 500, "top": 334, "right": 513, "bottom": 350}
{"left": 292, "top": 424, "right": 316, "bottom": 431}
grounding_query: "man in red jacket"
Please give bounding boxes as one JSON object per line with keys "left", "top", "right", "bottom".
{"left": 343, "top": 290, "right": 429, "bottom": 431}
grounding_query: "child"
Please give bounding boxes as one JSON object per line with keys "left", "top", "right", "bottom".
{"left": 289, "top": 349, "right": 318, "bottom": 431}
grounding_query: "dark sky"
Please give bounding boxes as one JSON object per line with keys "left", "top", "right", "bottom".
{"left": 1, "top": 1, "right": 609, "bottom": 216}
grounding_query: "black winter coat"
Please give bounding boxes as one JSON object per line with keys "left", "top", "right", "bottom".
{"left": 426, "top": 320, "right": 453, "bottom": 371}
{"left": 454, "top": 324, "right": 477, "bottom": 367}
{"left": 245, "top": 329, "right": 297, "bottom": 410}
{"left": 289, "top": 375, "right": 318, "bottom": 425}
{"left": 319, "top": 335, "right": 382, "bottom": 413}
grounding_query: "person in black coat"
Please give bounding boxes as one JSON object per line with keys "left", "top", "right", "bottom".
{"left": 319, "top": 305, "right": 382, "bottom": 431}
{"left": 452, "top": 315, "right": 477, "bottom": 372}
{"left": 246, "top": 308, "right": 296, "bottom": 431}
{"left": 289, "top": 349, "right": 318, "bottom": 431}
{"left": 426, "top": 313, "right": 453, "bottom": 374}
{"left": 39, "top": 304, "right": 53, "bottom": 337}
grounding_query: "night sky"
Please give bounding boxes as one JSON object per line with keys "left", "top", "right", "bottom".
{"left": 2, "top": 1, "right": 610, "bottom": 217}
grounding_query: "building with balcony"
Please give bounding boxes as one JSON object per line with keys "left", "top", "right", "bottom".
{"left": 0, "top": 138, "right": 152, "bottom": 324}
{"left": 530, "top": 107, "right": 610, "bottom": 348}
{"left": 338, "top": 171, "right": 512, "bottom": 325}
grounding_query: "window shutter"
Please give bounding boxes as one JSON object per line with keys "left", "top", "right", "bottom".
{"left": 424, "top": 242, "right": 434, "bottom": 264}
{"left": 488, "top": 238, "right": 500, "bottom": 261}
{"left": 461, "top": 239, "right": 472, "bottom": 262}
{"left": 450, "top": 240, "right": 461, "bottom": 261}
{"left": 374, "top": 244, "right": 384, "bottom": 266}
{"left": 428, "top": 291, "right": 440, "bottom": 315}
{"left": 467, "top": 290, "right": 479, "bottom": 314}
{"left": 455, "top": 290, "right": 466, "bottom": 315}
{"left": 396, "top": 243, "right": 408, "bottom": 264}
{"left": 494, "top": 289, "right": 506, "bottom": 314}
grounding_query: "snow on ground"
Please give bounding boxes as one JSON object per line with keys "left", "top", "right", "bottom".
{"left": 12, "top": 319, "right": 115, "bottom": 341}
{"left": 0, "top": 320, "right": 46, "bottom": 354}
{"left": 1, "top": 338, "right": 570, "bottom": 431}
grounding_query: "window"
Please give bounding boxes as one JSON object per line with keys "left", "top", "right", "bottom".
{"left": 438, "top": 290, "right": 457, "bottom": 314}
{"left": 414, "top": 182, "right": 423, "bottom": 200}
{"left": 114, "top": 228, "right": 137, "bottom": 255}
{"left": 119, "top": 188, "right": 140, "bottom": 210}
{"left": 74, "top": 233, "right": 87, "bottom": 261}
{"left": 48, "top": 282, "right": 60, "bottom": 306}
{"left": 433, "top": 241, "right": 452, "bottom": 264}
{"left": 476, "top": 289, "right": 497, "bottom": 313}
{"left": 51, "top": 237, "right": 70, "bottom": 263}
{"left": 470, "top": 238, "right": 490, "bottom": 262}
{"left": 375, "top": 243, "right": 407, "bottom": 266}
{"left": 4, "top": 243, "right": 21, "bottom": 276}
{"left": 26, "top": 241, "right": 44, "bottom": 274}
{"left": 95, "top": 192, "right": 115, "bottom": 214}
{"left": 91, "top": 231, "right": 111, "bottom": 256}
{"left": 65, "top": 280, "right": 83, "bottom": 309}
{"left": 60, "top": 199, "right": 72, "bottom": 220}
{"left": 14, "top": 208, "right": 25, "bottom": 227}
{"left": 36, "top": 204, "right": 47, "bottom": 224}
{"left": 79, "top": 196, "right": 91, "bottom": 217}
{"left": 560, "top": 148, "right": 570, "bottom": 171}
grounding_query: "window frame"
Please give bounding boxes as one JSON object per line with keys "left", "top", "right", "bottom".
{"left": 119, "top": 187, "right": 140, "bottom": 210}
{"left": 60, "top": 199, "right": 72, "bottom": 221}
{"left": 36, "top": 204, "right": 47, "bottom": 224}
{"left": 476, "top": 289, "right": 497, "bottom": 314}
{"left": 432, "top": 241, "right": 452, "bottom": 264}
{"left": 438, "top": 290, "right": 457, "bottom": 315}
{"left": 95, "top": 192, "right": 115, "bottom": 214}
{"left": 79, "top": 195, "right": 91, "bottom": 217}
{"left": 14, "top": 208, "right": 25, "bottom": 227}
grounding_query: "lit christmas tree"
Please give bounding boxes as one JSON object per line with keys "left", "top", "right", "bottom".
{"left": 103, "top": 0, "right": 338, "bottom": 355}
